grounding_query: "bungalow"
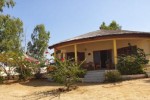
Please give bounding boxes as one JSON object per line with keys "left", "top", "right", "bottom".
{"left": 49, "top": 29, "right": 150, "bottom": 82}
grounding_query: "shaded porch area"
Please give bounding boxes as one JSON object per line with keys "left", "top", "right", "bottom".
{"left": 54, "top": 38, "right": 150, "bottom": 71}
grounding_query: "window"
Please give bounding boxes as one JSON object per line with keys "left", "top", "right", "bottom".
{"left": 117, "top": 45, "right": 137, "bottom": 56}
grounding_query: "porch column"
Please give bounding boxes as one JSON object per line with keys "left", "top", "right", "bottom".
{"left": 74, "top": 44, "right": 78, "bottom": 62}
{"left": 113, "top": 39, "right": 118, "bottom": 69}
{"left": 54, "top": 48, "right": 56, "bottom": 58}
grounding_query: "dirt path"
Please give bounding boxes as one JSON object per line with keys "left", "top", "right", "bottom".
{"left": 0, "top": 78, "right": 150, "bottom": 100}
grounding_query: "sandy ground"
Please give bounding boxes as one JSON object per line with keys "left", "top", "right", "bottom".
{"left": 0, "top": 78, "right": 150, "bottom": 100}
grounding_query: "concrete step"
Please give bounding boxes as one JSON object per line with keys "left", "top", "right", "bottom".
{"left": 86, "top": 72, "right": 105, "bottom": 74}
{"left": 83, "top": 79, "right": 104, "bottom": 82}
{"left": 83, "top": 70, "right": 105, "bottom": 83}
{"left": 84, "top": 75, "right": 104, "bottom": 78}
{"left": 84, "top": 77, "right": 105, "bottom": 80}
{"left": 85, "top": 74, "right": 104, "bottom": 76}
{"left": 84, "top": 78, "right": 105, "bottom": 82}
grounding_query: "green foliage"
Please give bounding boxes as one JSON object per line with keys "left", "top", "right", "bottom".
{"left": 117, "top": 44, "right": 149, "bottom": 75}
{"left": 0, "top": 15, "right": 23, "bottom": 53}
{"left": 27, "top": 24, "right": 50, "bottom": 60}
{"left": 99, "top": 20, "right": 121, "bottom": 30}
{"left": 77, "top": 69, "right": 87, "bottom": 78}
{"left": 34, "top": 60, "right": 49, "bottom": 79}
{"left": 0, "top": 0, "right": 23, "bottom": 53}
{"left": 0, "top": 0, "right": 15, "bottom": 12}
{"left": 99, "top": 22, "right": 108, "bottom": 30}
{"left": 0, "top": 51, "right": 20, "bottom": 79}
{"left": 16, "top": 66, "right": 32, "bottom": 81}
{"left": 15, "top": 57, "right": 36, "bottom": 81}
{"left": 47, "top": 65, "right": 56, "bottom": 73}
{"left": 51, "top": 59, "right": 85, "bottom": 90}
{"left": 0, "top": 77, "right": 4, "bottom": 84}
{"left": 0, "top": 0, "right": 33, "bottom": 81}
{"left": 0, "top": 51, "right": 36, "bottom": 81}
{"left": 105, "top": 70, "right": 121, "bottom": 82}
{"left": 0, "top": 70, "right": 4, "bottom": 83}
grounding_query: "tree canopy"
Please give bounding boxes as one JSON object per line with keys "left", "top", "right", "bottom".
{"left": 0, "top": 0, "right": 23, "bottom": 53}
{"left": 27, "top": 24, "right": 50, "bottom": 60}
{"left": 99, "top": 20, "right": 121, "bottom": 30}
{"left": 0, "top": 0, "right": 15, "bottom": 12}
{"left": 0, "top": 0, "right": 42, "bottom": 81}
{"left": 0, "top": 15, "right": 23, "bottom": 53}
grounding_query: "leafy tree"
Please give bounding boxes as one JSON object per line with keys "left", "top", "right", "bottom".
{"left": 0, "top": 0, "right": 30, "bottom": 81}
{"left": 0, "top": 0, "right": 23, "bottom": 53}
{"left": 51, "top": 59, "right": 86, "bottom": 91}
{"left": 99, "top": 20, "right": 121, "bottom": 30}
{"left": 109, "top": 21, "right": 121, "bottom": 30}
{"left": 0, "top": 0, "right": 15, "bottom": 12}
{"left": 27, "top": 24, "right": 50, "bottom": 60}
{"left": 99, "top": 22, "right": 108, "bottom": 30}
{"left": 0, "top": 15, "right": 23, "bottom": 53}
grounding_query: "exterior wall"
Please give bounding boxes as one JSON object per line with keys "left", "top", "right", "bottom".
{"left": 57, "top": 38, "right": 150, "bottom": 65}
{"left": 57, "top": 45, "right": 74, "bottom": 59}
{"left": 77, "top": 40, "right": 113, "bottom": 62}
{"left": 117, "top": 39, "right": 150, "bottom": 64}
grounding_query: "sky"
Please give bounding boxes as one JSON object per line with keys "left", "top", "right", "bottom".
{"left": 3, "top": 0, "right": 150, "bottom": 54}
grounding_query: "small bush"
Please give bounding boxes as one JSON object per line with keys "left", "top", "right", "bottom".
{"left": 117, "top": 44, "right": 148, "bottom": 75}
{"left": 0, "top": 77, "right": 4, "bottom": 84}
{"left": 105, "top": 70, "right": 122, "bottom": 82}
{"left": 16, "top": 67, "right": 32, "bottom": 81}
{"left": 47, "top": 66, "right": 56, "bottom": 73}
{"left": 51, "top": 59, "right": 85, "bottom": 91}
{"left": 34, "top": 72, "right": 43, "bottom": 79}
{"left": 77, "top": 69, "right": 87, "bottom": 78}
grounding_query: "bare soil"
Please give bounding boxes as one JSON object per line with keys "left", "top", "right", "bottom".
{"left": 0, "top": 78, "right": 150, "bottom": 100}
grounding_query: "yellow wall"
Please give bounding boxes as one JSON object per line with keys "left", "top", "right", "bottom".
{"left": 77, "top": 40, "right": 113, "bottom": 62}
{"left": 117, "top": 39, "right": 150, "bottom": 64}
{"left": 57, "top": 38, "right": 150, "bottom": 64}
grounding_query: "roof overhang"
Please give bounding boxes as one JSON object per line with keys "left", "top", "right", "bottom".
{"left": 49, "top": 33, "right": 150, "bottom": 49}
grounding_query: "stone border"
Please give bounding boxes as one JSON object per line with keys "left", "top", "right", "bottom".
{"left": 121, "top": 74, "right": 146, "bottom": 80}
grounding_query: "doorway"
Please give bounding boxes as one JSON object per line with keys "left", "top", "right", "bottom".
{"left": 100, "top": 50, "right": 108, "bottom": 68}
{"left": 93, "top": 50, "right": 112, "bottom": 69}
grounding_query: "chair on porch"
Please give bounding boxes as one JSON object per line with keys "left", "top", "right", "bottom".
{"left": 94, "top": 63, "right": 101, "bottom": 70}
{"left": 82, "top": 62, "right": 95, "bottom": 70}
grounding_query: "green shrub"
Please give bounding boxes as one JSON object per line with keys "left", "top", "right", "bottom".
{"left": 105, "top": 70, "right": 121, "bottom": 82}
{"left": 34, "top": 72, "right": 43, "bottom": 79}
{"left": 117, "top": 44, "right": 148, "bottom": 75}
{"left": 0, "top": 77, "right": 4, "bottom": 84}
{"left": 16, "top": 67, "right": 32, "bottom": 81}
{"left": 51, "top": 59, "right": 85, "bottom": 90}
{"left": 47, "top": 65, "right": 56, "bottom": 73}
{"left": 77, "top": 69, "right": 87, "bottom": 78}
{"left": 117, "top": 55, "right": 145, "bottom": 75}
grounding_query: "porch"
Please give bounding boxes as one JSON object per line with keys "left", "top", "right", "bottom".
{"left": 54, "top": 38, "right": 150, "bottom": 70}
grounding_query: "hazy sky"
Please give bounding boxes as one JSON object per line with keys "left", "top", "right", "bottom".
{"left": 3, "top": 0, "right": 150, "bottom": 49}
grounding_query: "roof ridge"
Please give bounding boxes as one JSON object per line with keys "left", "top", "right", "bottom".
{"left": 49, "top": 29, "right": 150, "bottom": 49}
